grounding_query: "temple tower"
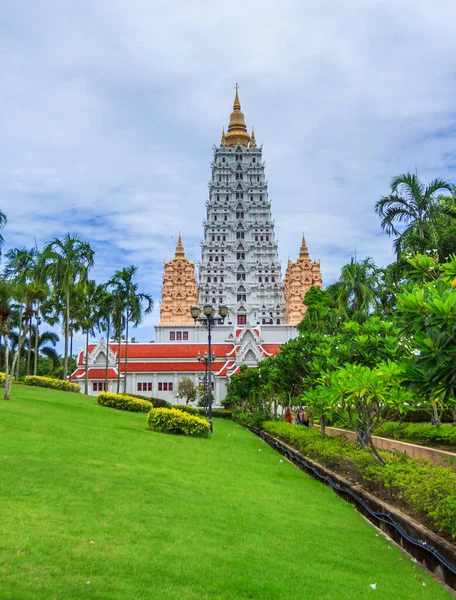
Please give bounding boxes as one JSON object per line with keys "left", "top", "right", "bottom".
{"left": 159, "top": 235, "right": 198, "bottom": 325}
{"left": 198, "top": 86, "right": 286, "bottom": 327}
{"left": 283, "top": 234, "right": 322, "bottom": 324}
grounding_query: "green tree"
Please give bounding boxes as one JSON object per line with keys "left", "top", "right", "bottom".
{"left": 178, "top": 376, "right": 197, "bottom": 405}
{"left": 338, "top": 257, "right": 379, "bottom": 315}
{"left": 109, "top": 266, "right": 153, "bottom": 394}
{"left": 375, "top": 172, "right": 451, "bottom": 259}
{"left": 43, "top": 234, "right": 94, "bottom": 380}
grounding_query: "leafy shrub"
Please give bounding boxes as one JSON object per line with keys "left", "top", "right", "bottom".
{"left": 124, "top": 393, "right": 171, "bottom": 409}
{"left": 376, "top": 422, "right": 456, "bottom": 448}
{"left": 173, "top": 404, "right": 199, "bottom": 415}
{"left": 263, "top": 421, "right": 456, "bottom": 539}
{"left": 233, "top": 411, "right": 269, "bottom": 429}
{"left": 198, "top": 408, "right": 232, "bottom": 419}
{"left": 98, "top": 392, "right": 152, "bottom": 413}
{"left": 25, "top": 375, "right": 81, "bottom": 394}
{"left": 147, "top": 408, "right": 210, "bottom": 437}
{"left": 0, "top": 372, "right": 5, "bottom": 387}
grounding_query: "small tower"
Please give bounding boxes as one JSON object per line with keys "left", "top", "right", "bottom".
{"left": 283, "top": 234, "right": 322, "bottom": 324}
{"left": 159, "top": 234, "right": 198, "bottom": 325}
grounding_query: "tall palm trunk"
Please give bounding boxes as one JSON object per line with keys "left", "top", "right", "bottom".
{"left": 0, "top": 316, "right": 3, "bottom": 371}
{"left": 116, "top": 335, "right": 121, "bottom": 394}
{"left": 70, "top": 326, "right": 74, "bottom": 375}
{"left": 3, "top": 323, "right": 9, "bottom": 399}
{"left": 16, "top": 301, "right": 23, "bottom": 379}
{"left": 63, "top": 287, "right": 70, "bottom": 380}
{"left": 84, "top": 329, "right": 89, "bottom": 395}
{"left": 123, "top": 313, "right": 129, "bottom": 394}
{"left": 105, "top": 319, "right": 110, "bottom": 392}
{"left": 33, "top": 305, "right": 40, "bottom": 375}
{"left": 26, "top": 315, "right": 33, "bottom": 375}
{"left": 5, "top": 319, "right": 29, "bottom": 400}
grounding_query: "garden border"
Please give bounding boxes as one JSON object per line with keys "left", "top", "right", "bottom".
{"left": 249, "top": 427, "right": 456, "bottom": 591}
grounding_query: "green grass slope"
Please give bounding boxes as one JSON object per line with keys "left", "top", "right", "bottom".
{"left": 0, "top": 385, "right": 451, "bottom": 600}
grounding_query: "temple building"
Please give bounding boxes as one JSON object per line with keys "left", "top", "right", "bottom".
{"left": 284, "top": 234, "right": 323, "bottom": 324}
{"left": 71, "top": 87, "right": 322, "bottom": 403}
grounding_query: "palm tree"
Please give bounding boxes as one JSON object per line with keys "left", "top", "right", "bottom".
{"left": 338, "top": 257, "right": 379, "bottom": 315}
{"left": 43, "top": 234, "right": 94, "bottom": 380}
{"left": 0, "top": 209, "right": 7, "bottom": 255}
{"left": 0, "top": 278, "right": 13, "bottom": 398}
{"left": 109, "top": 266, "right": 153, "bottom": 394}
{"left": 97, "top": 288, "right": 118, "bottom": 391}
{"left": 13, "top": 329, "right": 60, "bottom": 372}
{"left": 375, "top": 173, "right": 451, "bottom": 258}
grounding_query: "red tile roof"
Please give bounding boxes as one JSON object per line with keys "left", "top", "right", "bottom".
{"left": 126, "top": 362, "right": 226, "bottom": 373}
{"left": 261, "top": 344, "right": 282, "bottom": 356}
{"left": 71, "top": 368, "right": 118, "bottom": 380}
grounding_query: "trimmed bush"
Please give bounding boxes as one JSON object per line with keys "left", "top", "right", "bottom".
{"left": 0, "top": 372, "right": 5, "bottom": 387}
{"left": 98, "top": 392, "right": 152, "bottom": 413}
{"left": 198, "top": 408, "right": 232, "bottom": 419}
{"left": 173, "top": 404, "right": 199, "bottom": 415}
{"left": 147, "top": 408, "right": 210, "bottom": 437}
{"left": 123, "top": 393, "right": 171, "bottom": 409}
{"left": 376, "top": 421, "right": 456, "bottom": 448}
{"left": 263, "top": 421, "right": 456, "bottom": 540}
{"left": 25, "top": 376, "right": 81, "bottom": 394}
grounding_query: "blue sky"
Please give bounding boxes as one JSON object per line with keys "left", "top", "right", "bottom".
{"left": 2, "top": 0, "right": 456, "bottom": 351}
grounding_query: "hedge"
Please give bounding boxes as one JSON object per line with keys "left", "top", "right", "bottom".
{"left": 123, "top": 393, "right": 171, "bottom": 409}
{"left": 0, "top": 372, "right": 5, "bottom": 387}
{"left": 198, "top": 408, "right": 232, "bottom": 419}
{"left": 376, "top": 421, "right": 456, "bottom": 448}
{"left": 25, "top": 376, "right": 81, "bottom": 394}
{"left": 98, "top": 392, "right": 152, "bottom": 413}
{"left": 173, "top": 404, "right": 199, "bottom": 416}
{"left": 147, "top": 408, "right": 210, "bottom": 437}
{"left": 263, "top": 421, "right": 456, "bottom": 540}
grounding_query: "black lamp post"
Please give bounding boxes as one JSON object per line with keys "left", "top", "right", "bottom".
{"left": 197, "top": 351, "right": 216, "bottom": 415}
{"left": 190, "top": 303, "right": 229, "bottom": 433}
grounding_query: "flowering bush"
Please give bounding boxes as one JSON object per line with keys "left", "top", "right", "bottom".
{"left": 0, "top": 372, "right": 5, "bottom": 387}
{"left": 98, "top": 392, "right": 152, "bottom": 412}
{"left": 173, "top": 404, "right": 199, "bottom": 416}
{"left": 25, "top": 375, "right": 81, "bottom": 394}
{"left": 147, "top": 407, "right": 210, "bottom": 437}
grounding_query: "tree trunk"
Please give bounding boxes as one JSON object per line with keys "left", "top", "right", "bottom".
{"left": 16, "top": 302, "right": 23, "bottom": 380}
{"left": 0, "top": 316, "right": 3, "bottom": 372}
{"left": 70, "top": 326, "right": 74, "bottom": 376}
{"left": 5, "top": 321, "right": 29, "bottom": 400}
{"left": 3, "top": 324, "right": 9, "bottom": 399}
{"left": 362, "top": 430, "right": 386, "bottom": 465}
{"left": 26, "top": 316, "right": 33, "bottom": 376}
{"left": 33, "top": 305, "right": 40, "bottom": 376}
{"left": 431, "top": 403, "right": 441, "bottom": 428}
{"left": 63, "top": 287, "right": 70, "bottom": 380}
{"left": 116, "top": 335, "right": 121, "bottom": 394}
{"left": 84, "top": 329, "right": 89, "bottom": 395}
{"left": 123, "top": 313, "right": 129, "bottom": 394}
{"left": 105, "top": 319, "right": 110, "bottom": 392}
{"left": 320, "top": 414, "right": 326, "bottom": 438}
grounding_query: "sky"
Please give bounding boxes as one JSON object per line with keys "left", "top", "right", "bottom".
{"left": 1, "top": 0, "right": 456, "bottom": 350}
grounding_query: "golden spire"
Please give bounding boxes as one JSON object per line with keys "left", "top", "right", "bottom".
{"left": 173, "top": 233, "right": 186, "bottom": 261}
{"left": 224, "top": 84, "right": 251, "bottom": 148}
{"left": 220, "top": 127, "right": 227, "bottom": 146}
{"left": 250, "top": 127, "right": 256, "bottom": 147}
{"left": 298, "top": 233, "right": 309, "bottom": 262}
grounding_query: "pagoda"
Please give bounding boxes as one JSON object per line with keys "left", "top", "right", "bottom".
{"left": 198, "top": 85, "right": 286, "bottom": 327}
{"left": 283, "top": 234, "right": 322, "bottom": 324}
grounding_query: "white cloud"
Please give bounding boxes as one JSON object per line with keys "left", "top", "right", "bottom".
{"left": 1, "top": 0, "right": 456, "bottom": 346}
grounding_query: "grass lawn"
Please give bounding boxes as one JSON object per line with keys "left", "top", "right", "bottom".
{"left": 0, "top": 385, "right": 452, "bottom": 600}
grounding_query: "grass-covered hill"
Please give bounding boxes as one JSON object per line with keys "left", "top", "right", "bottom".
{"left": 0, "top": 386, "right": 450, "bottom": 599}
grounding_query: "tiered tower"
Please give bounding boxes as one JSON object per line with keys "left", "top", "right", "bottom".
{"left": 283, "top": 234, "right": 322, "bottom": 324}
{"left": 159, "top": 235, "right": 198, "bottom": 325}
{"left": 198, "top": 86, "right": 286, "bottom": 327}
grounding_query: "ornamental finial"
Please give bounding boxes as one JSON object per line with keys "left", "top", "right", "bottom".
{"left": 250, "top": 127, "right": 256, "bottom": 147}
{"left": 298, "top": 233, "right": 309, "bottom": 261}
{"left": 174, "top": 233, "right": 186, "bottom": 260}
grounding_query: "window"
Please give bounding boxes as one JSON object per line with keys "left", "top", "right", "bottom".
{"left": 176, "top": 332, "right": 182, "bottom": 341}
{"left": 257, "top": 176, "right": 260, "bottom": 182}
{"left": 236, "top": 252, "right": 245, "bottom": 260}
{"left": 265, "top": 277, "right": 269, "bottom": 283}
{"left": 170, "top": 332, "right": 175, "bottom": 340}
{"left": 226, "top": 195, "right": 229, "bottom": 200}
{"left": 224, "top": 214, "right": 228, "bottom": 221}
{"left": 237, "top": 273, "right": 246, "bottom": 281}
{"left": 158, "top": 383, "right": 163, "bottom": 391}
{"left": 93, "top": 382, "right": 105, "bottom": 392}
{"left": 209, "top": 256, "right": 213, "bottom": 262}
{"left": 215, "top": 256, "right": 219, "bottom": 262}
{"left": 237, "top": 294, "right": 247, "bottom": 301}
{"left": 250, "top": 195, "right": 253, "bottom": 201}
{"left": 237, "top": 315, "right": 247, "bottom": 325}
{"left": 276, "top": 319, "right": 280, "bottom": 325}
{"left": 221, "top": 255, "right": 225, "bottom": 262}
{"left": 266, "top": 235, "right": 269, "bottom": 241}
{"left": 163, "top": 383, "right": 168, "bottom": 391}
{"left": 236, "top": 192, "right": 244, "bottom": 199}
{"left": 222, "top": 235, "right": 226, "bottom": 241}
{"left": 259, "top": 276, "right": 262, "bottom": 282}
{"left": 218, "top": 176, "right": 221, "bottom": 182}
{"left": 183, "top": 332, "right": 188, "bottom": 341}
{"left": 207, "top": 277, "right": 211, "bottom": 283}
{"left": 222, "top": 157, "right": 226, "bottom": 163}
{"left": 220, "top": 277, "right": 224, "bottom": 283}
{"left": 260, "top": 236, "right": 263, "bottom": 241}
{"left": 216, "top": 195, "right": 220, "bottom": 201}
{"left": 255, "top": 235, "right": 258, "bottom": 241}
{"left": 213, "top": 214, "right": 217, "bottom": 221}
{"left": 253, "top": 157, "right": 256, "bottom": 163}
{"left": 138, "top": 382, "right": 152, "bottom": 392}
{"left": 236, "top": 211, "right": 244, "bottom": 219}
{"left": 236, "top": 231, "right": 244, "bottom": 239}
{"left": 259, "top": 195, "right": 263, "bottom": 201}
{"left": 235, "top": 173, "right": 243, "bottom": 180}
{"left": 169, "top": 382, "right": 173, "bottom": 391}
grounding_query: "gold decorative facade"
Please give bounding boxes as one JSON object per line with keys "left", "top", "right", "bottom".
{"left": 284, "top": 234, "right": 322, "bottom": 324}
{"left": 159, "top": 235, "right": 198, "bottom": 325}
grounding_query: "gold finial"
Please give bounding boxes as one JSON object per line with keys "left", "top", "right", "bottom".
{"left": 173, "top": 233, "right": 186, "bottom": 261}
{"left": 298, "top": 233, "right": 309, "bottom": 262}
{"left": 220, "top": 127, "right": 227, "bottom": 146}
{"left": 224, "top": 84, "right": 251, "bottom": 148}
{"left": 250, "top": 127, "right": 256, "bottom": 147}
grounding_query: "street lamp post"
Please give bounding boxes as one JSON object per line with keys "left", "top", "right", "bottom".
{"left": 190, "top": 303, "right": 229, "bottom": 433}
{"left": 197, "top": 351, "right": 216, "bottom": 416}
